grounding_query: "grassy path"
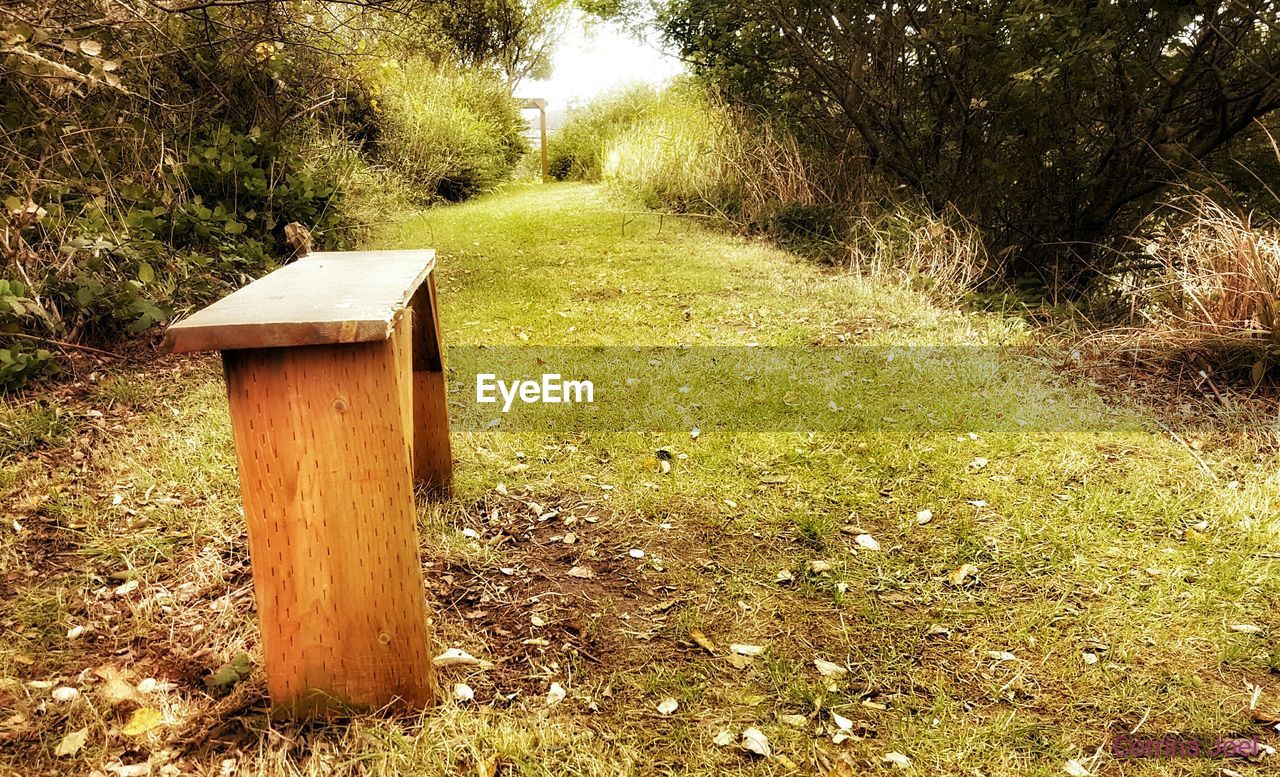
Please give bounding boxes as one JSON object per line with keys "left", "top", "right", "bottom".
{"left": 3, "top": 182, "right": 1279, "bottom": 776}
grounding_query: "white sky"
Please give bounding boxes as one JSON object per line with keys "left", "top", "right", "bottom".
{"left": 519, "top": 13, "right": 685, "bottom": 112}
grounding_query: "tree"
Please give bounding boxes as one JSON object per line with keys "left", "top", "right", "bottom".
{"left": 659, "top": 0, "right": 1280, "bottom": 285}
{"left": 434, "top": 0, "right": 570, "bottom": 87}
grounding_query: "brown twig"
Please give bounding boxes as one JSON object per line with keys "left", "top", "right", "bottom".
{"left": 3, "top": 331, "right": 122, "bottom": 359}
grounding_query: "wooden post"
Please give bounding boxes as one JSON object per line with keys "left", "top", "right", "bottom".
{"left": 539, "top": 104, "right": 549, "bottom": 183}
{"left": 162, "top": 250, "right": 448, "bottom": 716}
{"left": 410, "top": 274, "right": 453, "bottom": 495}
{"left": 518, "top": 98, "right": 550, "bottom": 183}
{"left": 222, "top": 314, "right": 435, "bottom": 715}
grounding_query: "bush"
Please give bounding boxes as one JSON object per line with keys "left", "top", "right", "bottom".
{"left": 370, "top": 61, "right": 528, "bottom": 202}
{"left": 2, "top": 124, "right": 353, "bottom": 347}
{"left": 659, "top": 1, "right": 1280, "bottom": 287}
{"left": 1125, "top": 198, "right": 1280, "bottom": 381}
{"left": 0, "top": 342, "right": 57, "bottom": 392}
{"left": 549, "top": 83, "right": 664, "bottom": 181}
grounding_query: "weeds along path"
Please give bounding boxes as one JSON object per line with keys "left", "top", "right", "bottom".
{"left": 3, "top": 181, "right": 1279, "bottom": 776}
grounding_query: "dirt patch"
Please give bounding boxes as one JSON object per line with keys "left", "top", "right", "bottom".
{"left": 427, "top": 492, "right": 694, "bottom": 700}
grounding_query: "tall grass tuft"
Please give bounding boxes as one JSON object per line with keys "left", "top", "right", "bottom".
{"left": 1153, "top": 199, "right": 1280, "bottom": 338}
{"left": 371, "top": 60, "right": 528, "bottom": 202}
{"left": 846, "top": 204, "right": 991, "bottom": 302}
{"left": 1125, "top": 197, "right": 1280, "bottom": 379}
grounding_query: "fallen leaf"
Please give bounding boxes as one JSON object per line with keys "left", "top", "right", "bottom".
{"left": 949, "top": 564, "right": 979, "bottom": 586}
{"left": 882, "top": 751, "right": 912, "bottom": 769}
{"left": 814, "top": 658, "right": 848, "bottom": 678}
{"left": 831, "top": 711, "right": 853, "bottom": 731}
{"left": 916, "top": 509, "right": 933, "bottom": 525}
{"left": 986, "top": 650, "right": 1018, "bottom": 661}
{"left": 968, "top": 457, "right": 989, "bottom": 470}
{"left": 629, "top": 548, "right": 645, "bottom": 559}
{"left": 204, "top": 653, "right": 251, "bottom": 694}
{"left": 567, "top": 566, "right": 594, "bottom": 579}
{"left": 78, "top": 39, "right": 102, "bottom": 56}
{"left": 545, "top": 682, "right": 566, "bottom": 707}
{"left": 741, "top": 727, "right": 771, "bottom": 757}
{"left": 1064, "top": 759, "right": 1091, "bottom": 776}
{"left": 432, "top": 648, "right": 493, "bottom": 669}
{"left": 727, "top": 654, "right": 753, "bottom": 669}
{"left": 776, "top": 569, "right": 794, "bottom": 584}
{"left": 66, "top": 625, "right": 85, "bottom": 640}
{"left": 121, "top": 706, "right": 163, "bottom": 736}
{"left": 779, "top": 714, "right": 807, "bottom": 727}
{"left": 657, "top": 697, "right": 678, "bottom": 715}
{"left": 1231, "top": 624, "right": 1264, "bottom": 635}
{"left": 54, "top": 727, "right": 87, "bottom": 757}
{"left": 730, "top": 643, "right": 764, "bottom": 656}
{"left": 453, "top": 683, "right": 475, "bottom": 702}
{"left": 93, "top": 665, "right": 140, "bottom": 708}
{"left": 712, "top": 729, "right": 734, "bottom": 746}
{"left": 854, "top": 534, "right": 881, "bottom": 551}
{"left": 51, "top": 687, "right": 79, "bottom": 703}
{"left": 689, "top": 629, "right": 717, "bottom": 655}
{"left": 809, "top": 560, "right": 832, "bottom": 573}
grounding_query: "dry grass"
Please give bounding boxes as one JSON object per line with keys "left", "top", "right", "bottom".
{"left": 1150, "top": 198, "right": 1280, "bottom": 340}
{"left": 845, "top": 203, "right": 991, "bottom": 303}
{"left": 1064, "top": 197, "right": 1280, "bottom": 391}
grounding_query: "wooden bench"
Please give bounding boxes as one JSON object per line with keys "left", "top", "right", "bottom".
{"left": 163, "top": 249, "right": 451, "bottom": 715}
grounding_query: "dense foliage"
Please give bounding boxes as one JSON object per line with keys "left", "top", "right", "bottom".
{"left": 0, "top": 0, "right": 552, "bottom": 389}
{"left": 654, "top": 0, "right": 1280, "bottom": 285}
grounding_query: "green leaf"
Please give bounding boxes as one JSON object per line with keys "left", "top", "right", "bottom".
{"left": 137, "top": 262, "right": 155, "bottom": 284}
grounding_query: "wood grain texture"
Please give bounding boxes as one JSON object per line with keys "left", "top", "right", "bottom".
{"left": 164, "top": 250, "right": 436, "bottom": 353}
{"left": 221, "top": 314, "right": 435, "bottom": 715}
{"left": 410, "top": 275, "right": 453, "bottom": 496}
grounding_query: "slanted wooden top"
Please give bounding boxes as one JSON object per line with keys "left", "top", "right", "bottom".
{"left": 162, "top": 250, "right": 436, "bottom": 353}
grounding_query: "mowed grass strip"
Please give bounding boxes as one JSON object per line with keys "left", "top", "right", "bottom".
{"left": 1, "top": 181, "right": 1277, "bottom": 776}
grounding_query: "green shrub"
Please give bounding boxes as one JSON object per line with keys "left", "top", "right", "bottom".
{"left": 0, "top": 343, "right": 58, "bottom": 393}
{"left": 548, "top": 83, "right": 664, "bottom": 181}
{"left": 0, "top": 2, "right": 538, "bottom": 393}
{"left": 370, "top": 61, "right": 527, "bottom": 202}
{"left": 574, "top": 83, "right": 845, "bottom": 245}
{"left": 4, "top": 124, "right": 352, "bottom": 342}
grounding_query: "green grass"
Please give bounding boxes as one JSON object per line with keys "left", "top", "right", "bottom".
{"left": 2, "top": 182, "right": 1278, "bottom": 776}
